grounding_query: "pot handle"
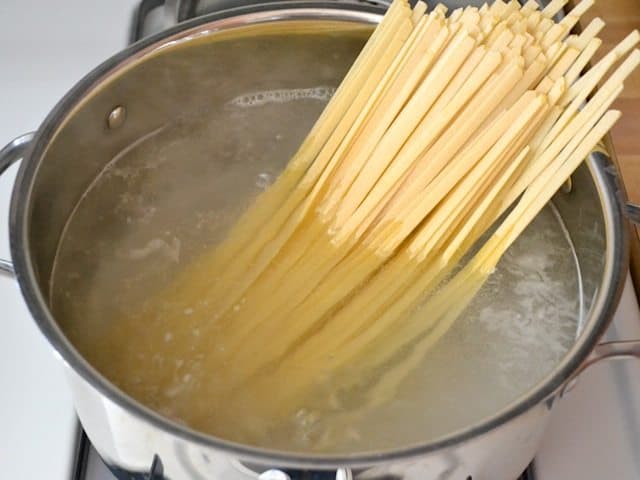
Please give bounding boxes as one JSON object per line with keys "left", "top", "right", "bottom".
{"left": 561, "top": 340, "right": 640, "bottom": 396}
{"left": 0, "top": 132, "right": 35, "bottom": 278}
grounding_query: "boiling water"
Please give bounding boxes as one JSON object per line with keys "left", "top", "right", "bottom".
{"left": 50, "top": 33, "right": 581, "bottom": 455}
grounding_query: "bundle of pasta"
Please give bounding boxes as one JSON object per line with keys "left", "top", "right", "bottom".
{"left": 106, "top": 0, "right": 639, "bottom": 441}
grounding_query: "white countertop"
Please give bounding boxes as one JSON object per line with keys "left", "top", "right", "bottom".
{"left": 0, "top": 1, "right": 137, "bottom": 478}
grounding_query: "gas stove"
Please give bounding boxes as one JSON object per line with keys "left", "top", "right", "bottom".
{"left": 1, "top": 1, "right": 639, "bottom": 479}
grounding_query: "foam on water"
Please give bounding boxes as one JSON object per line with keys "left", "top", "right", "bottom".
{"left": 229, "top": 86, "right": 336, "bottom": 108}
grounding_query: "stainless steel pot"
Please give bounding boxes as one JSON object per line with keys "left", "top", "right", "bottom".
{"left": 1, "top": 2, "right": 640, "bottom": 479}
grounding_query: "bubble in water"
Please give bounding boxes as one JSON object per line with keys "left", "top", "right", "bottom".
{"left": 128, "top": 237, "right": 181, "bottom": 263}
{"left": 256, "top": 173, "right": 274, "bottom": 190}
{"left": 163, "top": 383, "right": 184, "bottom": 398}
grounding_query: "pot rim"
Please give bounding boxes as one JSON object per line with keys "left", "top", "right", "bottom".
{"left": 8, "top": 2, "right": 630, "bottom": 468}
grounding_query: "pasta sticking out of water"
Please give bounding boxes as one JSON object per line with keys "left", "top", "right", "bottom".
{"left": 105, "top": 0, "right": 638, "bottom": 443}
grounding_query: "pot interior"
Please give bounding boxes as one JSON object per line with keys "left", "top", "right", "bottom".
{"left": 24, "top": 17, "right": 608, "bottom": 455}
